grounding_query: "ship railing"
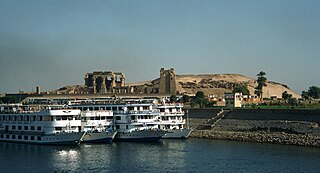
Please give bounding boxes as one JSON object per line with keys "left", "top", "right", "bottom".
{"left": 114, "top": 110, "right": 160, "bottom": 115}
{"left": 130, "top": 119, "right": 160, "bottom": 123}
{"left": 162, "top": 111, "right": 185, "bottom": 115}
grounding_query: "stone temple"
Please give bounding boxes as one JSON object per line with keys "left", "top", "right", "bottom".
{"left": 84, "top": 71, "right": 130, "bottom": 94}
{"left": 84, "top": 68, "right": 177, "bottom": 95}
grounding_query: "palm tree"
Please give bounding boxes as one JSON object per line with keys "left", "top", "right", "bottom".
{"left": 254, "top": 71, "right": 267, "bottom": 100}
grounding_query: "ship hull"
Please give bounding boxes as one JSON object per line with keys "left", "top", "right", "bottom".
{"left": 162, "top": 128, "right": 192, "bottom": 139}
{"left": 0, "top": 132, "right": 85, "bottom": 145}
{"left": 81, "top": 131, "right": 117, "bottom": 143}
{"left": 114, "top": 130, "right": 166, "bottom": 142}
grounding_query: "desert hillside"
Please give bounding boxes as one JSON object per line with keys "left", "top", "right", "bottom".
{"left": 175, "top": 74, "right": 300, "bottom": 98}
{"left": 51, "top": 73, "right": 300, "bottom": 99}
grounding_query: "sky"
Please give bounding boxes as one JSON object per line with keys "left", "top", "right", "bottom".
{"left": 0, "top": 0, "right": 319, "bottom": 94}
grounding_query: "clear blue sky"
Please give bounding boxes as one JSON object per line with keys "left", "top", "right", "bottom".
{"left": 1, "top": 0, "right": 319, "bottom": 94}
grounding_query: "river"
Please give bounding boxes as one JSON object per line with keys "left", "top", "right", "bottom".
{"left": 1, "top": 139, "right": 320, "bottom": 172}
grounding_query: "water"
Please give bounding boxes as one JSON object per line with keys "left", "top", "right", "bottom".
{"left": 1, "top": 139, "right": 320, "bottom": 173}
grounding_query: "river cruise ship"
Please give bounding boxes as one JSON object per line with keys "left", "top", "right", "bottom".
{"left": 68, "top": 100, "right": 166, "bottom": 142}
{"left": 0, "top": 104, "right": 85, "bottom": 145}
{"left": 156, "top": 102, "right": 192, "bottom": 139}
{"left": 80, "top": 110, "right": 117, "bottom": 143}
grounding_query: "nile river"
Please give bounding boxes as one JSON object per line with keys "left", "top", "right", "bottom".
{"left": 1, "top": 139, "right": 320, "bottom": 172}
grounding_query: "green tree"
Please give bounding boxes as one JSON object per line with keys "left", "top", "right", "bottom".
{"left": 282, "top": 91, "right": 292, "bottom": 100}
{"left": 301, "top": 91, "right": 309, "bottom": 100}
{"left": 233, "top": 84, "right": 250, "bottom": 95}
{"left": 288, "top": 98, "right": 298, "bottom": 106}
{"left": 0, "top": 96, "right": 19, "bottom": 103}
{"left": 254, "top": 71, "right": 267, "bottom": 99}
{"left": 170, "top": 95, "right": 178, "bottom": 102}
{"left": 307, "top": 86, "right": 320, "bottom": 99}
{"left": 180, "top": 95, "right": 190, "bottom": 103}
{"left": 192, "top": 91, "right": 207, "bottom": 108}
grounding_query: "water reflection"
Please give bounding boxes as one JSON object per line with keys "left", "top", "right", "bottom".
{"left": 108, "top": 140, "right": 188, "bottom": 172}
{"left": 2, "top": 139, "right": 320, "bottom": 172}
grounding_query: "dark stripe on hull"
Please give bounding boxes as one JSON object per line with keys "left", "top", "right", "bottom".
{"left": 82, "top": 138, "right": 113, "bottom": 143}
{"left": 0, "top": 139, "right": 80, "bottom": 146}
{"left": 114, "top": 137, "right": 162, "bottom": 142}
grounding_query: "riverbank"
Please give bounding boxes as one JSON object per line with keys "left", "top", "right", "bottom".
{"left": 189, "top": 118, "right": 320, "bottom": 147}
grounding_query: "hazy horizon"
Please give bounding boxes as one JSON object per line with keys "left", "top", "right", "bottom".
{"left": 1, "top": 0, "right": 319, "bottom": 94}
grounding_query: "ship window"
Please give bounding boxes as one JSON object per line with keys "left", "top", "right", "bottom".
{"left": 31, "top": 116, "right": 36, "bottom": 121}
{"left": 6, "top": 135, "right": 9, "bottom": 139}
{"left": 106, "top": 107, "right": 111, "bottom": 110}
{"left": 101, "top": 116, "right": 106, "bottom": 120}
{"left": 112, "top": 107, "right": 117, "bottom": 111}
{"left": 90, "top": 117, "right": 94, "bottom": 120}
{"left": 0, "top": 134, "right": 3, "bottom": 138}
{"left": 126, "top": 125, "right": 128, "bottom": 129}
{"left": 106, "top": 116, "right": 112, "bottom": 120}
{"left": 24, "top": 126, "right": 28, "bottom": 131}
{"left": 37, "top": 126, "right": 42, "bottom": 131}
{"left": 31, "top": 126, "right": 35, "bottom": 130}
{"left": 18, "top": 126, "right": 22, "bottom": 130}
{"left": 143, "top": 106, "right": 149, "bottom": 110}
{"left": 37, "top": 116, "right": 43, "bottom": 121}
{"left": 24, "top": 136, "right": 28, "bottom": 140}
{"left": 12, "top": 126, "right": 16, "bottom": 130}
{"left": 55, "top": 127, "right": 62, "bottom": 131}
{"left": 13, "top": 116, "right": 17, "bottom": 121}
{"left": 31, "top": 136, "right": 34, "bottom": 140}
{"left": 116, "top": 125, "right": 120, "bottom": 129}
{"left": 95, "top": 117, "right": 100, "bottom": 120}
{"left": 12, "top": 135, "right": 16, "bottom": 139}
{"left": 18, "top": 116, "right": 23, "bottom": 121}
{"left": 116, "top": 116, "right": 121, "bottom": 120}
{"left": 62, "top": 116, "right": 67, "bottom": 120}
{"left": 37, "top": 136, "right": 41, "bottom": 141}
{"left": 94, "top": 107, "right": 99, "bottom": 110}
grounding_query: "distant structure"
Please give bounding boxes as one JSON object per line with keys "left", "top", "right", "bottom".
{"left": 159, "top": 68, "right": 176, "bottom": 94}
{"left": 84, "top": 68, "right": 177, "bottom": 95}
{"left": 36, "top": 86, "right": 41, "bottom": 95}
{"left": 84, "top": 71, "right": 129, "bottom": 94}
{"left": 225, "top": 92, "right": 243, "bottom": 108}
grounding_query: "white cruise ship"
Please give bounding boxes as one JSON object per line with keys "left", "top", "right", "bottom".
{"left": 0, "top": 104, "right": 85, "bottom": 145}
{"left": 156, "top": 102, "right": 192, "bottom": 139}
{"left": 80, "top": 110, "right": 117, "bottom": 143}
{"left": 68, "top": 100, "right": 166, "bottom": 142}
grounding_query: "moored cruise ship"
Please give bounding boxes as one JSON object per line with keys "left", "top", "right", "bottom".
{"left": 113, "top": 104, "right": 166, "bottom": 142}
{"left": 156, "top": 102, "right": 192, "bottom": 139}
{"left": 68, "top": 100, "right": 166, "bottom": 142}
{"left": 0, "top": 104, "right": 85, "bottom": 145}
{"left": 80, "top": 110, "right": 117, "bottom": 143}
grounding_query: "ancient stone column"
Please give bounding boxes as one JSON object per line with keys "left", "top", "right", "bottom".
{"left": 93, "top": 76, "right": 97, "bottom": 94}
{"left": 101, "top": 76, "right": 107, "bottom": 94}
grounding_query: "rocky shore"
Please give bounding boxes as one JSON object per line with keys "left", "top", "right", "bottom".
{"left": 189, "top": 118, "right": 320, "bottom": 147}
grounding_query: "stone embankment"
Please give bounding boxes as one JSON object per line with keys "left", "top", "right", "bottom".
{"left": 189, "top": 118, "right": 320, "bottom": 148}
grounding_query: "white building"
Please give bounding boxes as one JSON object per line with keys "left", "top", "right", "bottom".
{"left": 225, "top": 92, "right": 243, "bottom": 108}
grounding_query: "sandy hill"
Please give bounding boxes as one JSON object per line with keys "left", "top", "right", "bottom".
{"left": 174, "top": 74, "right": 300, "bottom": 98}
{"left": 50, "top": 74, "right": 300, "bottom": 99}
